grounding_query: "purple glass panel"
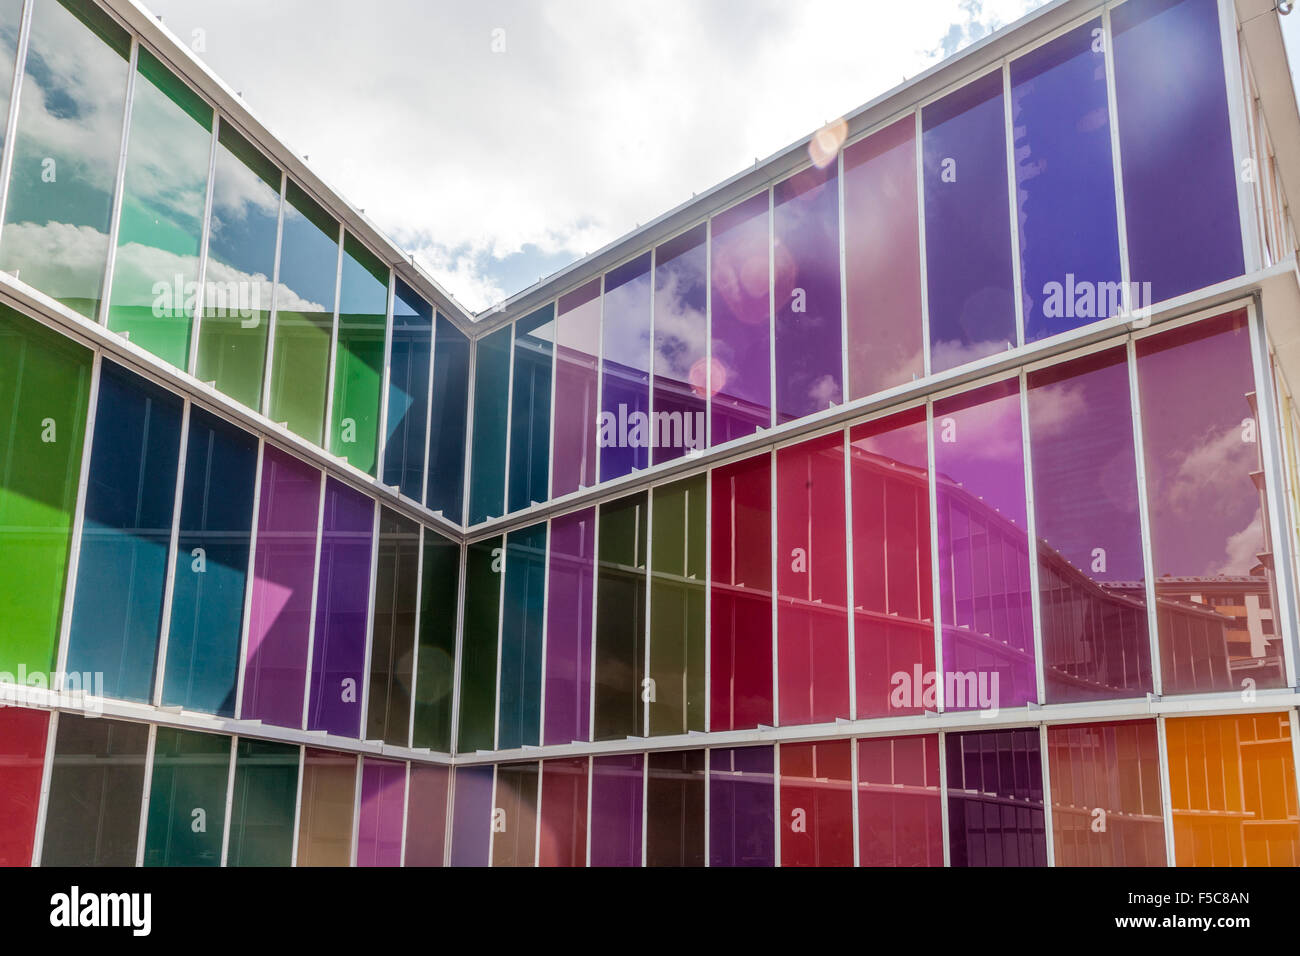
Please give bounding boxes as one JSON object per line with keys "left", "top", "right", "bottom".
{"left": 652, "top": 224, "right": 707, "bottom": 464}
{"left": 307, "top": 478, "right": 374, "bottom": 737}
{"left": 923, "top": 70, "right": 1016, "bottom": 372}
{"left": 1011, "top": 19, "right": 1123, "bottom": 341}
{"left": 774, "top": 164, "right": 842, "bottom": 423}
{"left": 600, "top": 253, "right": 652, "bottom": 482}
{"left": 1027, "top": 349, "right": 1151, "bottom": 702}
{"left": 710, "top": 193, "right": 770, "bottom": 444}
{"left": 708, "top": 746, "right": 774, "bottom": 867}
{"left": 1112, "top": 0, "right": 1243, "bottom": 303}
{"left": 449, "top": 764, "right": 494, "bottom": 867}
{"left": 242, "top": 446, "right": 319, "bottom": 729}
{"left": 934, "top": 380, "right": 1036, "bottom": 710}
{"left": 404, "top": 764, "right": 449, "bottom": 866}
{"left": 356, "top": 757, "right": 405, "bottom": 867}
{"left": 589, "top": 753, "right": 643, "bottom": 867}
{"left": 946, "top": 728, "right": 1047, "bottom": 867}
{"left": 551, "top": 279, "right": 601, "bottom": 497}
{"left": 544, "top": 507, "right": 594, "bottom": 745}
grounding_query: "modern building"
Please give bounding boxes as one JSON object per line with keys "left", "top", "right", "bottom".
{"left": 0, "top": 0, "right": 1299, "bottom": 867}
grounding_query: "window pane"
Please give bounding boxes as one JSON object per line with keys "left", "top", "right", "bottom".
{"left": 306, "top": 478, "right": 372, "bottom": 738}
{"left": 850, "top": 407, "right": 934, "bottom": 718}
{"left": 226, "top": 737, "right": 298, "bottom": 867}
{"left": 0, "top": 0, "right": 21, "bottom": 164}
{"left": 163, "top": 408, "right": 257, "bottom": 717}
{"left": 590, "top": 753, "right": 643, "bottom": 867}
{"left": 492, "top": 762, "right": 539, "bottom": 867}
{"left": 143, "top": 727, "right": 229, "bottom": 866}
{"left": 934, "top": 380, "right": 1036, "bottom": 710}
{"left": 857, "top": 734, "right": 943, "bottom": 866}
{"left": 1113, "top": 0, "right": 1243, "bottom": 302}
{"left": 0, "top": 0, "right": 130, "bottom": 319}
{"left": 649, "top": 475, "right": 705, "bottom": 736}
{"left": 1136, "top": 312, "right": 1283, "bottom": 694}
{"left": 551, "top": 279, "right": 601, "bottom": 496}
{"left": 1028, "top": 349, "right": 1150, "bottom": 702}
{"left": 710, "top": 194, "right": 771, "bottom": 444}
{"left": 297, "top": 748, "right": 356, "bottom": 867}
{"left": 779, "top": 739, "right": 852, "bottom": 867}
{"left": 469, "top": 324, "right": 510, "bottom": 523}
{"left": 426, "top": 314, "right": 469, "bottom": 518}
{"left": 383, "top": 280, "right": 431, "bottom": 501}
{"left": 499, "top": 522, "right": 546, "bottom": 749}
{"left": 594, "top": 491, "right": 647, "bottom": 741}
{"left": 404, "top": 763, "right": 449, "bottom": 866}
{"left": 1165, "top": 713, "right": 1299, "bottom": 866}
{"left": 539, "top": 756, "right": 587, "bottom": 867}
{"left": 331, "top": 234, "right": 387, "bottom": 475}
{"left": 458, "top": 536, "right": 501, "bottom": 753}
{"left": 195, "top": 121, "right": 280, "bottom": 410}
{"left": 923, "top": 70, "right": 1015, "bottom": 372}
{"left": 777, "top": 432, "right": 849, "bottom": 726}
{"left": 1047, "top": 720, "right": 1166, "bottom": 866}
{"left": 356, "top": 757, "right": 405, "bottom": 868}
{"left": 0, "top": 706, "right": 49, "bottom": 866}
{"left": 0, "top": 307, "right": 91, "bottom": 677}
{"left": 268, "top": 182, "right": 338, "bottom": 446}
{"left": 844, "top": 117, "right": 923, "bottom": 399}
{"left": 41, "top": 714, "right": 148, "bottom": 866}
{"left": 107, "top": 49, "right": 212, "bottom": 369}
{"left": 508, "top": 304, "right": 554, "bottom": 511}
{"left": 945, "top": 728, "right": 1047, "bottom": 867}
{"left": 449, "top": 764, "right": 493, "bottom": 866}
{"left": 243, "top": 446, "right": 319, "bottom": 729}
{"left": 774, "top": 164, "right": 842, "bottom": 423}
{"left": 710, "top": 454, "right": 773, "bottom": 730}
{"left": 600, "top": 253, "right": 652, "bottom": 481}
{"left": 68, "top": 361, "right": 183, "bottom": 703}
{"left": 1011, "top": 19, "right": 1122, "bottom": 341}
{"left": 646, "top": 749, "right": 705, "bottom": 867}
{"left": 544, "top": 507, "right": 594, "bottom": 745}
{"left": 367, "top": 509, "right": 419, "bottom": 745}
{"left": 413, "top": 530, "right": 458, "bottom": 752}
{"left": 652, "top": 224, "right": 707, "bottom": 464}
{"left": 708, "top": 746, "right": 774, "bottom": 867}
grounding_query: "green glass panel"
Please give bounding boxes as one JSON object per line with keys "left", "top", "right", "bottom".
{"left": 143, "top": 727, "right": 230, "bottom": 866}
{"left": 0, "top": 0, "right": 131, "bottom": 319}
{"left": 457, "top": 535, "right": 501, "bottom": 753}
{"left": 226, "top": 737, "right": 298, "bottom": 867}
{"left": 106, "top": 48, "right": 212, "bottom": 368}
{"left": 594, "top": 492, "right": 648, "bottom": 741}
{"left": 649, "top": 475, "right": 706, "bottom": 736}
{"left": 0, "top": 305, "right": 92, "bottom": 677}
{"left": 367, "top": 508, "right": 418, "bottom": 745}
{"left": 194, "top": 121, "right": 281, "bottom": 409}
{"left": 413, "top": 530, "right": 459, "bottom": 752}
{"left": 331, "top": 233, "right": 386, "bottom": 474}
{"left": 268, "top": 181, "right": 337, "bottom": 445}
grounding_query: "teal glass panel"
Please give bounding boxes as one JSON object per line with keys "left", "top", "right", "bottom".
{"left": 498, "top": 522, "right": 546, "bottom": 749}
{"left": 226, "top": 737, "right": 299, "bottom": 867}
{"left": 469, "top": 324, "right": 511, "bottom": 523}
{"left": 142, "top": 727, "right": 230, "bottom": 866}
{"left": 508, "top": 304, "right": 554, "bottom": 512}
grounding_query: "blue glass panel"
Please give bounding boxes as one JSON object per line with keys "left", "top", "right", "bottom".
{"left": 383, "top": 279, "right": 431, "bottom": 501}
{"left": 498, "top": 522, "right": 547, "bottom": 750}
{"left": 426, "top": 313, "right": 470, "bottom": 520}
{"left": 600, "top": 253, "right": 652, "bottom": 482}
{"left": 468, "top": 325, "right": 511, "bottom": 524}
{"left": 508, "top": 305, "right": 554, "bottom": 512}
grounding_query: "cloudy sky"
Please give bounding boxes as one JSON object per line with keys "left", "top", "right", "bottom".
{"left": 137, "top": 0, "right": 1300, "bottom": 314}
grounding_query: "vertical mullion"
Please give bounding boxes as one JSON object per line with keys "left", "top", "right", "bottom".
{"left": 219, "top": 733, "right": 238, "bottom": 867}
{"left": 492, "top": 531, "right": 506, "bottom": 750}
{"left": 322, "top": 224, "right": 345, "bottom": 454}
{"left": 537, "top": 518, "right": 551, "bottom": 746}
{"left": 1019, "top": 373, "right": 1046, "bottom": 705}
{"left": 850, "top": 735, "right": 860, "bottom": 867}
{"left": 133, "top": 722, "right": 158, "bottom": 867}
{"left": 769, "top": 446, "right": 779, "bottom": 726}
{"left": 376, "top": 273, "right": 396, "bottom": 483}
{"left": 643, "top": 488, "right": 653, "bottom": 738}
{"left": 843, "top": 428, "right": 856, "bottom": 720}
{"left": 97, "top": 38, "right": 139, "bottom": 328}
{"left": 926, "top": 400, "right": 945, "bottom": 712}
{"left": 460, "top": 328, "right": 477, "bottom": 525}
{"left": 298, "top": 471, "right": 327, "bottom": 730}
{"left": 232, "top": 439, "right": 265, "bottom": 718}
{"left": 915, "top": 109, "right": 932, "bottom": 380}
{"left": 1002, "top": 61, "right": 1025, "bottom": 349}
{"left": 1038, "top": 722, "right": 1055, "bottom": 866}
{"left": 406, "top": 526, "right": 425, "bottom": 748}
{"left": 28, "top": 709, "right": 59, "bottom": 866}
{"left": 1218, "top": 0, "right": 1263, "bottom": 275}
{"left": 1101, "top": 7, "right": 1133, "bottom": 306}
{"left": 1155, "top": 714, "right": 1177, "bottom": 867}
{"left": 0, "top": 0, "right": 33, "bottom": 240}
{"left": 187, "top": 112, "right": 221, "bottom": 377}
{"left": 152, "top": 399, "right": 192, "bottom": 705}
{"left": 448, "top": 539, "right": 468, "bottom": 755}
{"left": 349, "top": 754, "right": 363, "bottom": 867}
{"left": 259, "top": 173, "right": 288, "bottom": 416}
{"left": 937, "top": 729, "right": 951, "bottom": 866}
{"left": 289, "top": 745, "right": 305, "bottom": 867}
{"left": 1125, "top": 337, "right": 1163, "bottom": 697}
{"left": 420, "top": 300, "right": 437, "bottom": 507}
{"left": 359, "top": 499, "right": 382, "bottom": 739}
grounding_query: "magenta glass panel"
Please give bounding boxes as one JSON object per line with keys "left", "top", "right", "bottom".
{"left": 1028, "top": 349, "right": 1151, "bottom": 702}
{"left": 1136, "top": 311, "right": 1283, "bottom": 694}
{"left": 844, "top": 117, "right": 923, "bottom": 399}
{"left": 710, "top": 454, "right": 773, "bottom": 731}
{"left": 449, "top": 764, "right": 493, "bottom": 867}
{"left": 356, "top": 757, "right": 405, "bottom": 867}
{"left": 774, "top": 164, "right": 842, "bottom": 423}
{"left": 710, "top": 193, "right": 770, "bottom": 444}
{"left": 589, "top": 753, "right": 643, "bottom": 867}
{"left": 539, "top": 757, "right": 588, "bottom": 867}
{"left": 243, "top": 446, "right": 319, "bottom": 729}
{"left": 652, "top": 224, "right": 707, "bottom": 464}
{"left": 600, "top": 253, "right": 652, "bottom": 482}
{"left": 709, "top": 746, "right": 774, "bottom": 867}
{"left": 544, "top": 506, "right": 594, "bottom": 745}
{"left": 307, "top": 478, "right": 373, "bottom": 737}
{"left": 779, "top": 739, "right": 853, "bottom": 867}
{"left": 850, "top": 408, "right": 934, "bottom": 718}
{"left": 404, "top": 764, "right": 449, "bottom": 866}
{"left": 777, "top": 433, "right": 849, "bottom": 726}
{"left": 934, "top": 380, "right": 1035, "bottom": 710}
{"left": 857, "top": 734, "right": 943, "bottom": 866}
{"left": 551, "top": 279, "right": 601, "bottom": 497}
{"left": 946, "top": 728, "right": 1047, "bottom": 867}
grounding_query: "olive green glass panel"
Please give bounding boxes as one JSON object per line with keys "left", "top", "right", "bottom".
{"left": 0, "top": 0, "right": 130, "bottom": 319}
{"left": 457, "top": 535, "right": 501, "bottom": 753}
{"left": 106, "top": 48, "right": 213, "bottom": 369}
{"left": 594, "top": 492, "right": 648, "bottom": 741}
{"left": 227, "top": 737, "right": 299, "bottom": 867}
{"left": 649, "top": 475, "right": 706, "bottom": 736}
{"left": 367, "top": 509, "right": 418, "bottom": 745}
{"left": 413, "top": 530, "right": 459, "bottom": 752}
{"left": 143, "top": 727, "right": 230, "bottom": 866}
{"left": 331, "top": 233, "right": 387, "bottom": 474}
